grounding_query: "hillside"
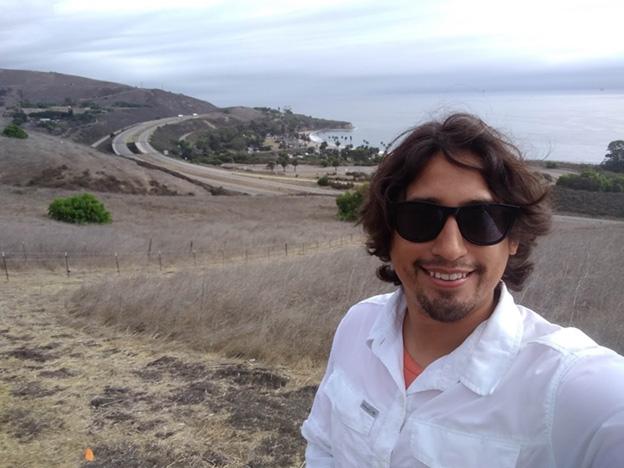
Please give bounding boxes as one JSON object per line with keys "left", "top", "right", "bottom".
{"left": 0, "top": 69, "right": 219, "bottom": 144}
{"left": 0, "top": 124, "right": 211, "bottom": 196}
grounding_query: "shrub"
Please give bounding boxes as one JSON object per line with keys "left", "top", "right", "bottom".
{"left": 48, "top": 193, "right": 112, "bottom": 224}
{"left": 317, "top": 175, "right": 329, "bottom": 186}
{"left": 2, "top": 123, "right": 28, "bottom": 139}
{"left": 336, "top": 184, "right": 368, "bottom": 221}
{"left": 556, "top": 170, "right": 624, "bottom": 192}
{"left": 545, "top": 161, "right": 558, "bottom": 169}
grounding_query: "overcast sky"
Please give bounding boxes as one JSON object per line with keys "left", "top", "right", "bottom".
{"left": 1, "top": 0, "right": 623, "bottom": 106}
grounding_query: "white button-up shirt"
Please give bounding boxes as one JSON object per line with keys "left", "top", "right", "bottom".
{"left": 301, "top": 285, "right": 624, "bottom": 467}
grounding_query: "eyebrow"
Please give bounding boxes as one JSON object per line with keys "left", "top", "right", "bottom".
{"left": 406, "top": 196, "right": 496, "bottom": 205}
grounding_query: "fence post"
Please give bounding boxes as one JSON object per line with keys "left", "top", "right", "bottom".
{"left": 21, "top": 242, "right": 27, "bottom": 262}
{"left": 64, "top": 252, "right": 70, "bottom": 277}
{"left": 115, "top": 252, "right": 120, "bottom": 274}
{"left": 285, "top": 243, "right": 288, "bottom": 256}
{"left": 148, "top": 238, "right": 152, "bottom": 259}
{"left": 158, "top": 251, "right": 162, "bottom": 271}
{"left": 189, "top": 240, "right": 193, "bottom": 254}
{"left": 2, "top": 252, "right": 8, "bottom": 281}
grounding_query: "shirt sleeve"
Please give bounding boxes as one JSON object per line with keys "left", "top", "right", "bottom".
{"left": 301, "top": 313, "right": 347, "bottom": 467}
{"left": 301, "top": 344, "right": 335, "bottom": 467}
{"left": 551, "top": 351, "right": 624, "bottom": 468}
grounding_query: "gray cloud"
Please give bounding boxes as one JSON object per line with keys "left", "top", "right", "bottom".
{"left": 1, "top": 0, "right": 622, "bottom": 104}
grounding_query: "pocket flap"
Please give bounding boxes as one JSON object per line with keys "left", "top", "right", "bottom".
{"left": 324, "top": 369, "right": 376, "bottom": 435}
{"left": 410, "top": 420, "right": 520, "bottom": 468}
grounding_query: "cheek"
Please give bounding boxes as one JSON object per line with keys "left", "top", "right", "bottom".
{"left": 390, "top": 236, "right": 416, "bottom": 274}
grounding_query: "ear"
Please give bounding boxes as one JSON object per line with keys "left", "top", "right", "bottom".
{"left": 509, "top": 239, "right": 519, "bottom": 256}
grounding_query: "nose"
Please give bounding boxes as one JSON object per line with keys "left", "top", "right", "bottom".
{"left": 430, "top": 216, "right": 468, "bottom": 260}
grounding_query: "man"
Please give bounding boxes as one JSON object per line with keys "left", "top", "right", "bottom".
{"left": 301, "top": 113, "right": 624, "bottom": 467}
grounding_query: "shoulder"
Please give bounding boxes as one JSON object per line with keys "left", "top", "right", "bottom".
{"left": 338, "top": 290, "right": 396, "bottom": 327}
{"left": 332, "top": 290, "right": 398, "bottom": 343}
{"left": 512, "top": 302, "right": 624, "bottom": 399}
{"left": 550, "top": 345, "right": 624, "bottom": 466}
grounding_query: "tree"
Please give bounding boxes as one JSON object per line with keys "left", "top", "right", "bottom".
{"left": 602, "top": 140, "right": 624, "bottom": 172}
{"left": 291, "top": 157, "right": 299, "bottom": 174}
{"left": 331, "top": 158, "right": 340, "bottom": 174}
{"left": 266, "top": 161, "right": 276, "bottom": 173}
{"left": 177, "top": 140, "right": 193, "bottom": 159}
{"left": 277, "top": 152, "right": 289, "bottom": 172}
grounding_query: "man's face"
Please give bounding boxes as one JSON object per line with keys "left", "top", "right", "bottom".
{"left": 390, "top": 151, "right": 518, "bottom": 323}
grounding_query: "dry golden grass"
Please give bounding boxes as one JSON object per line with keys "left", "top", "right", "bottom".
{"left": 67, "top": 216, "right": 624, "bottom": 367}
{"left": 68, "top": 247, "right": 393, "bottom": 367}
{"left": 0, "top": 272, "right": 318, "bottom": 467}
{"left": 2, "top": 183, "right": 623, "bottom": 466}
{"left": 0, "top": 184, "right": 360, "bottom": 274}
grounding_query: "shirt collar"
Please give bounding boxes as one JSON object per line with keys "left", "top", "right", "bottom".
{"left": 459, "top": 283, "right": 523, "bottom": 395}
{"left": 366, "top": 289, "right": 405, "bottom": 349}
{"left": 365, "top": 283, "right": 523, "bottom": 396}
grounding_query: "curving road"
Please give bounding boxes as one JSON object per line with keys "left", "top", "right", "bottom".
{"left": 112, "top": 116, "right": 338, "bottom": 196}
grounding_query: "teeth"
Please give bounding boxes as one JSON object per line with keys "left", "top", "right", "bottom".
{"left": 428, "top": 271, "right": 468, "bottom": 281}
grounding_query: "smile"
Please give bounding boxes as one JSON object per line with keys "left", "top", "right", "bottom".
{"left": 428, "top": 271, "right": 469, "bottom": 281}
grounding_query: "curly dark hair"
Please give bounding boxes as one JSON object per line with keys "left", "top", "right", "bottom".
{"left": 360, "top": 113, "right": 551, "bottom": 291}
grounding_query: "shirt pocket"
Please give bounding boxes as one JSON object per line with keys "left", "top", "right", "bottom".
{"left": 324, "top": 368, "right": 377, "bottom": 461}
{"left": 409, "top": 419, "right": 521, "bottom": 468}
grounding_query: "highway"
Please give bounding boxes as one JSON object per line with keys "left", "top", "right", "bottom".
{"left": 111, "top": 116, "right": 338, "bottom": 196}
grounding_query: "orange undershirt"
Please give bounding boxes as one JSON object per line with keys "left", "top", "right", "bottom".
{"left": 403, "top": 347, "right": 423, "bottom": 388}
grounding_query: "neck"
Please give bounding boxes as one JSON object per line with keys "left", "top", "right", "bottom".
{"left": 402, "top": 288, "right": 499, "bottom": 368}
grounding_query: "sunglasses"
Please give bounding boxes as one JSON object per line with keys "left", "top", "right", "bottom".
{"left": 392, "top": 201, "right": 520, "bottom": 246}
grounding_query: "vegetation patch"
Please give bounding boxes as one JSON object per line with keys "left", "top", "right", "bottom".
{"left": 48, "top": 193, "right": 112, "bottom": 224}
{"left": 336, "top": 184, "right": 367, "bottom": 221}
{"left": 0, "top": 408, "right": 63, "bottom": 442}
{"left": 5, "top": 345, "right": 58, "bottom": 362}
{"left": 557, "top": 170, "right": 624, "bottom": 192}
{"left": 553, "top": 186, "right": 624, "bottom": 218}
{"left": 2, "top": 123, "right": 28, "bottom": 139}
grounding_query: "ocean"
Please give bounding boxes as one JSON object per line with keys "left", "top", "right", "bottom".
{"left": 282, "top": 91, "right": 624, "bottom": 164}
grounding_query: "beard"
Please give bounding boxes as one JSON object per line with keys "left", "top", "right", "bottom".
{"left": 415, "top": 289, "right": 477, "bottom": 323}
{"left": 412, "top": 259, "right": 486, "bottom": 323}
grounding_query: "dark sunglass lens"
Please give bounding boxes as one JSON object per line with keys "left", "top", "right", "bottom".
{"left": 395, "top": 203, "right": 445, "bottom": 242}
{"left": 458, "top": 205, "right": 516, "bottom": 245}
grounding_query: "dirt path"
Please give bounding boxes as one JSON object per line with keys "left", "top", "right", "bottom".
{"left": 0, "top": 273, "right": 316, "bottom": 467}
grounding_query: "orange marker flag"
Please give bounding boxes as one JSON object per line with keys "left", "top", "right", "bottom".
{"left": 84, "top": 448, "right": 95, "bottom": 461}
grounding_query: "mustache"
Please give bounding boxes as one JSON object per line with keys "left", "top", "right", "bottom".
{"left": 413, "top": 258, "right": 483, "bottom": 273}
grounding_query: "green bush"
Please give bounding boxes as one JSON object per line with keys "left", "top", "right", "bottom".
{"left": 48, "top": 193, "right": 112, "bottom": 224}
{"left": 545, "top": 161, "right": 558, "bottom": 169}
{"left": 556, "top": 170, "right": 624, "bottom": 192}
{"left": 2, "top": 123, "right": 28, "bottom": 139}
{"left": 336, "top": 184, "right": 368, "bottom": 221}
{"left": 317, "top": 175, "right": 329, "bottom": 186}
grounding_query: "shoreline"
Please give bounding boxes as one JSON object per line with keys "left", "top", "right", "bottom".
{"left": 308, "top": 126, "right": 356, "bottom": 147}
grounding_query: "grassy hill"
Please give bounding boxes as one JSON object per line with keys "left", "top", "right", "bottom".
{"left": 0, "top": 123, "right": 210, "bottom": 195}
{"left": 0, "top": 69, "right": 219, "bottom": 144}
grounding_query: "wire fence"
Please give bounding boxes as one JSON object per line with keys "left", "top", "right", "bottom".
{"left": 0, "top": 234, "right": 365, "bottom": 280}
